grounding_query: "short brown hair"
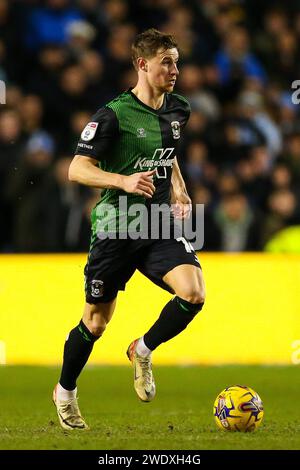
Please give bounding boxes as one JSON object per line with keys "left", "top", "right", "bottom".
{"left": 132, "top": 28, "right": 178, "bottom": 70}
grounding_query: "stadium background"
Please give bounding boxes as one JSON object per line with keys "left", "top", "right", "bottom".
{"left": 0, "top": 0, "right": 300, "bottom": 452}
{"left": 0, "top": 0, "right": 299, "bottom": 366}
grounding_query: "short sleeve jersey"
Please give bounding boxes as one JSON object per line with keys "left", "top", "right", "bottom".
{"left": 75, "top": 89, "right": 190, "bottom": 236}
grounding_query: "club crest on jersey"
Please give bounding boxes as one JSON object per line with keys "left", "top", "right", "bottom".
{"left": 137, "top": 128, "right": 147, "bottom": 138}
{"left": 81, "top": 122, "right": 99, "bottom": 141}
{"left": 171, "top": 121, "right": 180, "bottom": 139}
{"left": 91, "top": 279, "right": 104, "bottom": 298}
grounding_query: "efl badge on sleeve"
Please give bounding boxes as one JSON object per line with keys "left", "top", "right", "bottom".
{"left": 81, "top": 122, "right": 99, "bottom": 141}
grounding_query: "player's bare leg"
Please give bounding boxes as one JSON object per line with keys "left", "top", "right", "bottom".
{"left": 128, "top": 264, "right": 205, "bottom": 402}
{"left": 163, "top": 264, "right": 206, "bottom": 304}
{"left": 82, "top": 298, "right": 117, "bottom": 337}
{"left": 145, "top": 264, "right": 205, "bottom": 348}
{"left": 53, "top": 298, "right": 116, "bottom": 430}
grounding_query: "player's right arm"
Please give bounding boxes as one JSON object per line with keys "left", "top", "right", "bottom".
{"left": 70, "top": 106, "right": 155, "bottom": 198}
{"left": 69, "top": 155, "right": 156, "bottom": 198}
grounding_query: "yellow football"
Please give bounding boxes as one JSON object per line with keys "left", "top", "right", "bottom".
{"left": 213, "top": 385, "right": 264, "bottom": 432}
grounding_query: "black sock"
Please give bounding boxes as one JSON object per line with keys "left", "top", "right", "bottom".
{"left": 143, "top": 296, "right": 204, "bottom": 351}
{"left": 59, "top": 320, "right": 100, "bottom": 390}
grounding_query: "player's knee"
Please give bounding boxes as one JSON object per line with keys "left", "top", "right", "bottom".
{"left": 91, "top": 320, "right": 107, "bottom": 337}
{"left": 89, "top": 324, "right": 105, "bottom": 337}
{"left": 191, "top": 292, "right": 205, "bottom": 305}
{"left": 83, "top": 302, "right": 115, "bottom": 337}
{"left": 85, "top": 317, "right": 108, "bottom": 337}
{"left": 178, "top": 288, "right": 205, "bottom": 306}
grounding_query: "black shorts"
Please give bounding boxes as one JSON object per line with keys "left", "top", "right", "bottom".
{"left": 84, "top": 237, "right": 201, "bottom": 303}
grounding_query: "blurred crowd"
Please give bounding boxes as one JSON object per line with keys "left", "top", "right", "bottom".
{"left": 1, "top": 0, "right": 300, "bottom": 252}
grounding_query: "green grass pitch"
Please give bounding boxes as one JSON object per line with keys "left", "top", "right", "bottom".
{"left": 0, "top": 365, "right": 299, "bottom": 450}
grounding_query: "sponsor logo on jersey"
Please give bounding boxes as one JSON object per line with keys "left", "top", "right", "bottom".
{"left": 171, "top": 120, "right": 180, "bottom": 139}
{"left": 137, "top": 128, "right": 147, "bottom": 138}
{"left": 134, "top": 147, "right": 175, "bottom": 178}
{"left": 81, "top": 122, "right": 99, "bottom": 141}
{"left": 91, "top": 279, "right": 104, "bottom": 298}
{"left": 134, "top": 157, "right": 174, "bottom": 170}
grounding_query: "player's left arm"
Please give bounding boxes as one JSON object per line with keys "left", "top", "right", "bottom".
{"left": 171, "top": 156, "right": 192, "bottom": 219}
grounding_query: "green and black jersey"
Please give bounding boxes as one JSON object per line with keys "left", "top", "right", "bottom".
{"left": 76, "top": 88, "right": 191, "bottom": 236}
